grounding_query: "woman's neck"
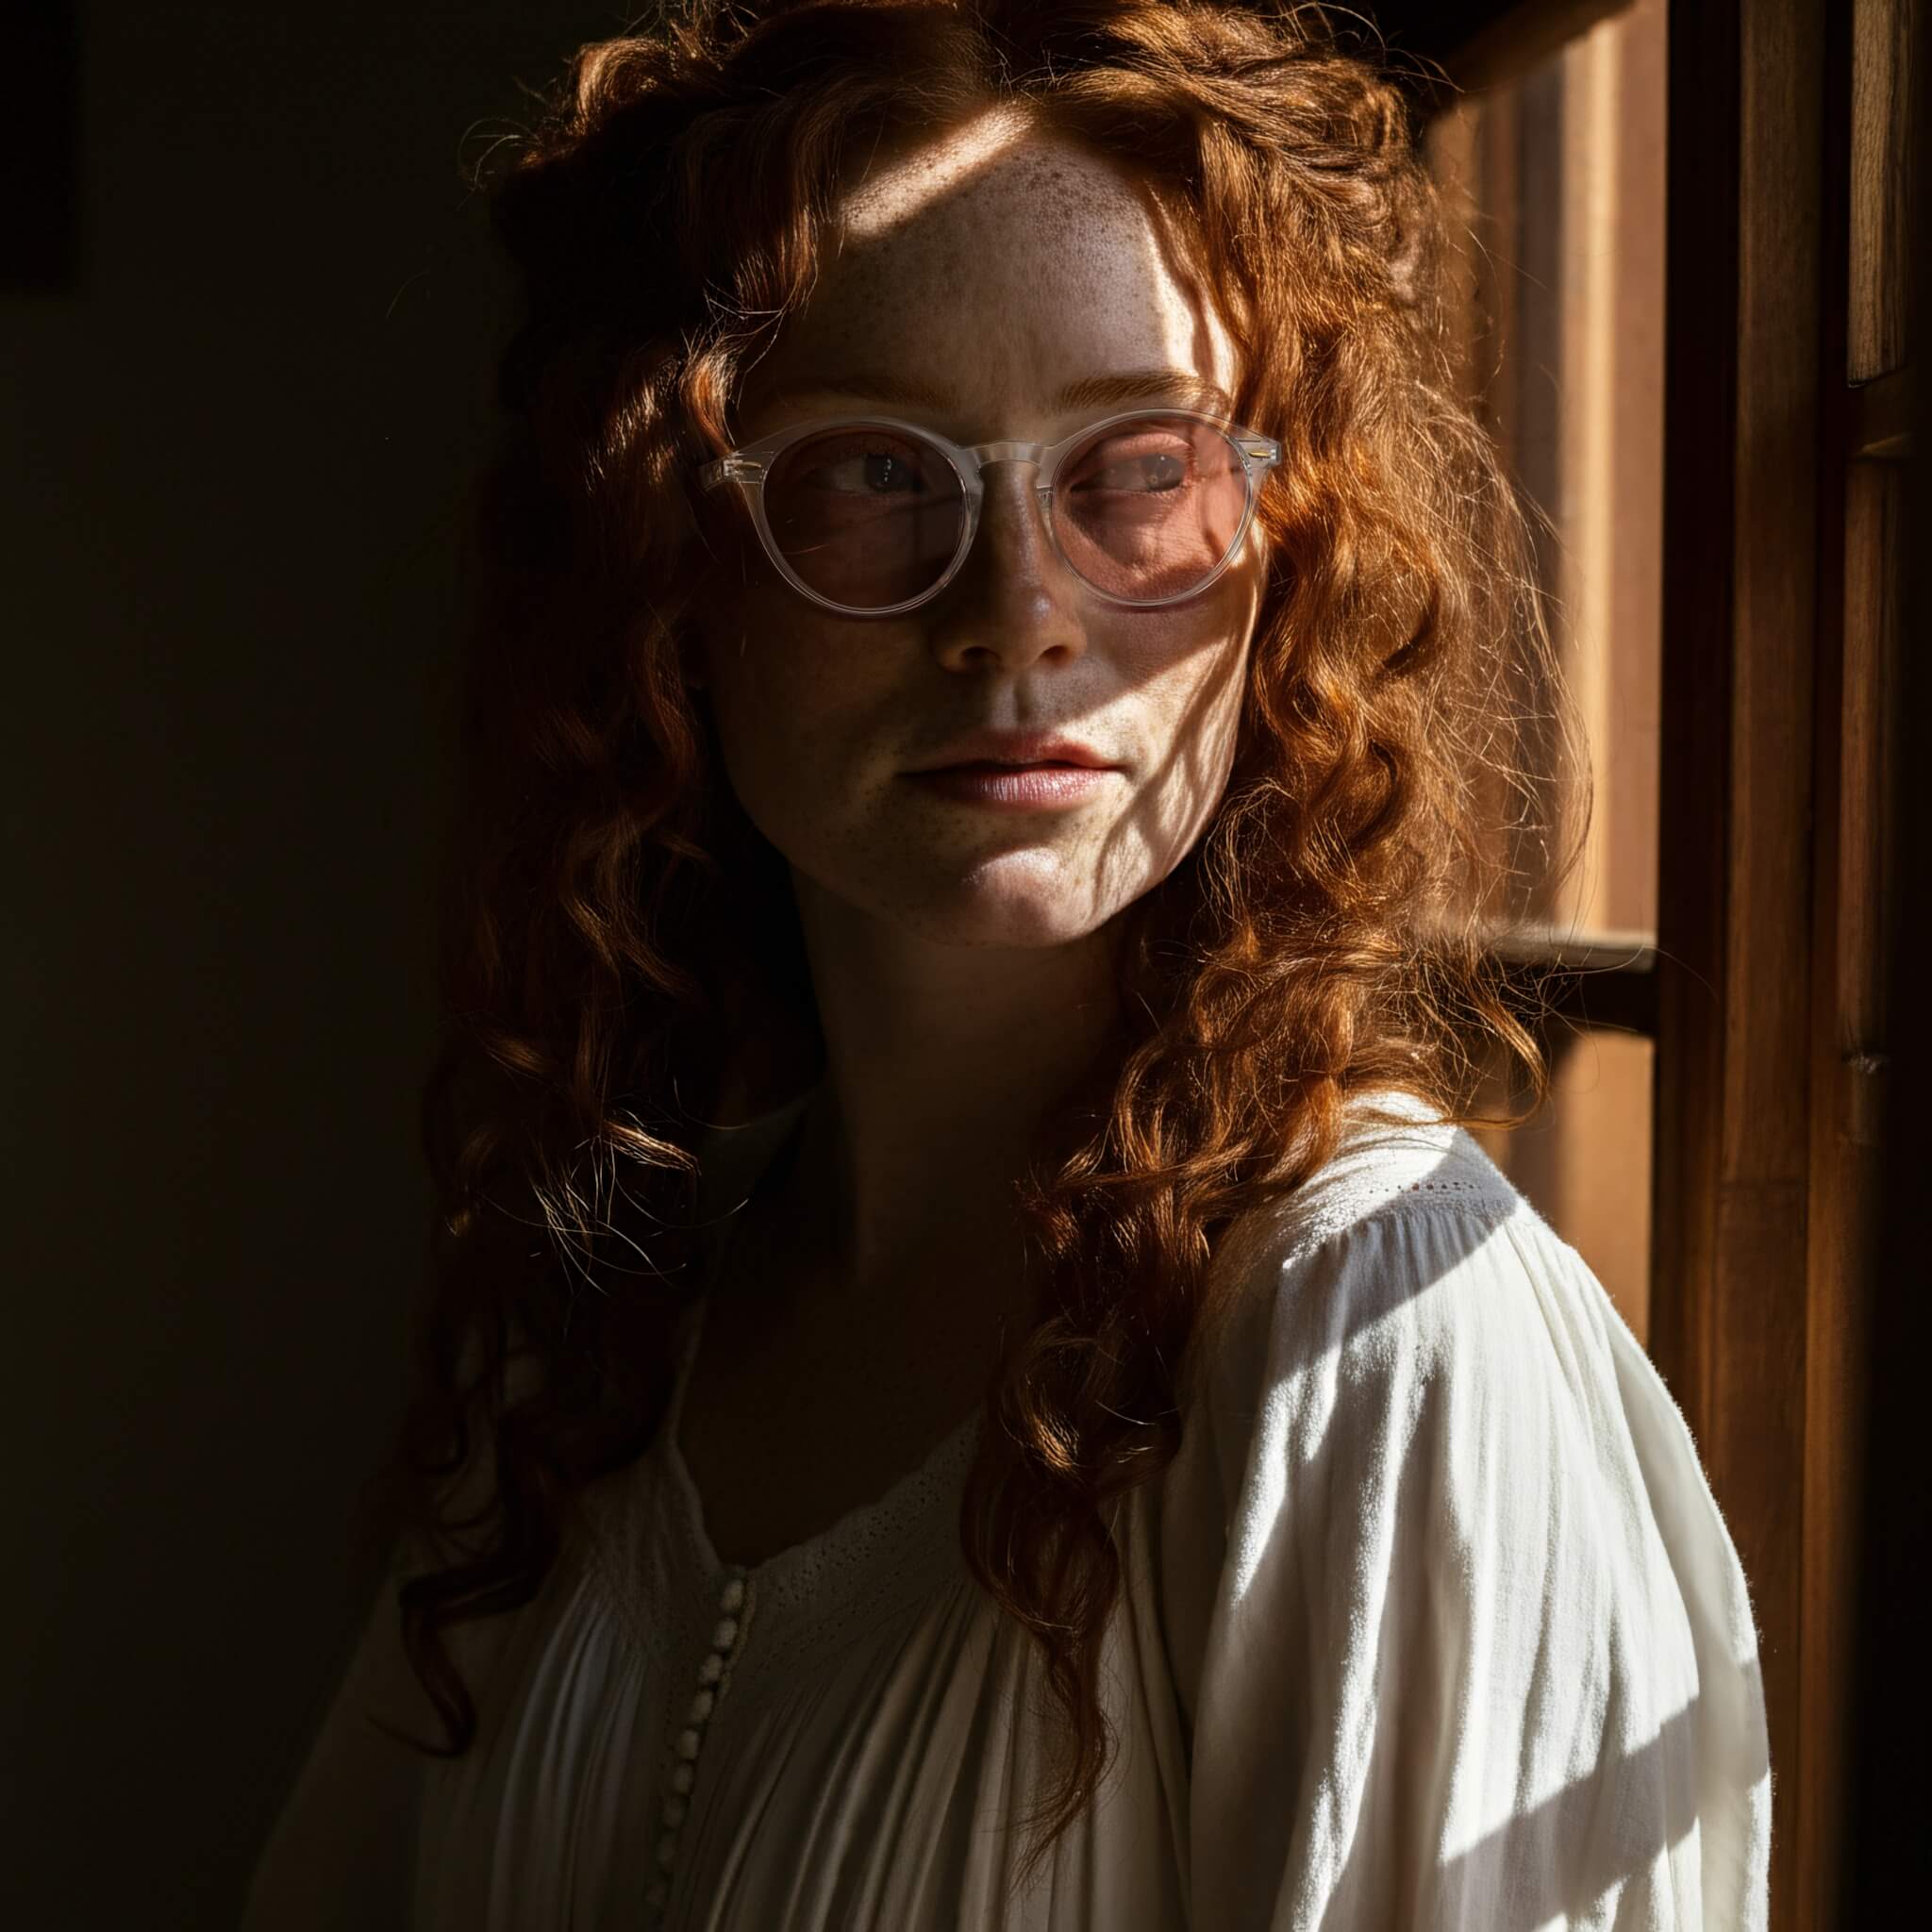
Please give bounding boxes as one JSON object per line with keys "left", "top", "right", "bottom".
{"left": 788, "top": 874, "right": 1122, "bottom": 1307}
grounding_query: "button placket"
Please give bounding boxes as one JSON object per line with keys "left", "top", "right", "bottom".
{"left": 643, "top": 1569, "right": 754, "bottom": 1921}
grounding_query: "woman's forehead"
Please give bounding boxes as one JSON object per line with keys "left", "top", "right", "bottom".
{"left": 744, "top": 117, "right": 1241, "bottom": 429}
{"left": 836, "top": 108, "right": 1124, "bottom": 242}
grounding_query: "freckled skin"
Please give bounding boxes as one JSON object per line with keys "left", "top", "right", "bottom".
{"left": 693, "top": 112, "right": 1265, "bottom": 952}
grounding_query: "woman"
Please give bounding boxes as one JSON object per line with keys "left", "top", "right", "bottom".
{"left": 245, "top": 1, "right": 1770, "bottom": 1925}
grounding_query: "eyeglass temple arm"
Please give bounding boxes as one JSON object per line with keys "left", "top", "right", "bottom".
{"left": 700, "top": 431, "right": 1281, "bottom": 493}
{"left": 700, "top": 455, "right": 763, "bottom": 491}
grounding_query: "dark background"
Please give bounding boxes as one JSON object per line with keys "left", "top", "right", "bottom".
{"left": 5, "top": 4, "right": 1924, "bottom": 1927}
{"left": 2, "top": 5, "right": 615, "bottom": 1924}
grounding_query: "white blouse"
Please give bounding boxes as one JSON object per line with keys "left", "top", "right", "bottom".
{"left": 244, "top": 1091, "right": 1770, "bottom": 1929}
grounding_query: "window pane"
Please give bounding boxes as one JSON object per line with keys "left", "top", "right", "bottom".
{"left": 1470, "top": 1026, "right": 1656, "bottom": 1343}
{"left": 1425, "top": 0, "right": 1665, "bottom": 942}
{"left": 1426, "top": 0, "right": 1668, "bottom": 1343}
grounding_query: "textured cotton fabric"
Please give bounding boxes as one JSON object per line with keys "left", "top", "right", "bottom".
{"left": 244, "top": 1091, "right": 1770, "bottom": 1929}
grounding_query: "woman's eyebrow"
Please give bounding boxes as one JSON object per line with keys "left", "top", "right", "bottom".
{"left": 765, "top": 368, "right": 1236, "bottom": 418}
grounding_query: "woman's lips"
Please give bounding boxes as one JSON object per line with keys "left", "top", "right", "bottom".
{"left": 902, "top": 760, "right": 1120, "bottom": 809}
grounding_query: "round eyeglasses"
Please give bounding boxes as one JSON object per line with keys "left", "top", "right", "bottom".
{"left": 697, "top": 407, "right": 1282, "bottom": 618}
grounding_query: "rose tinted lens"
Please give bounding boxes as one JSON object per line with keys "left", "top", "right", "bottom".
{"left": 761, "top": 425, "right": 966, "bottom": 608}
{"left": 1053, "top": 415, "right": 1247, "bottom": 602}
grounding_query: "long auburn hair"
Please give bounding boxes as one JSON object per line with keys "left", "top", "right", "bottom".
{"left": 378, "top": 0, "right": 1585, "bottom": 1890}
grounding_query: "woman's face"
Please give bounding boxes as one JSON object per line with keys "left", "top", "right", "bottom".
{"left": 692, "top": 112, "right": 1265, "bottom": 951}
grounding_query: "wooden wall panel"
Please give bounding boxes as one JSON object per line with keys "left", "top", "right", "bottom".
{"left": 1799, "top": 0, "right": 1915, "bottom": 1916}
{"left": 1849, "top": 0, "right": 1917, "bottom": 380}
{"left": 1798, "top": 462, "right": 1901, "bottom": 1928}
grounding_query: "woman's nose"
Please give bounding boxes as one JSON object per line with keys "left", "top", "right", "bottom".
{"left": 923, "top": 461, "right": 1088, "bottom": 674}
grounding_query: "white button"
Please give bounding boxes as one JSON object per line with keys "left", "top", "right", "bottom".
{"left": 688, "top": 1688, "right": 715, "bottom": 1724}
{"left": 720, "top": 1577, "right": 745, "bottom": 1613}
{"left": 675, "top": 1727, "right": 701, "bottom": 1760}
{"left": 698, "top": 1654, "right": 724, "bottom": 1686}
{"left": 671, "top": 1763, "right": 694, "bottom": 1795}
{"left": 661, "top": 1793, "right": 688, "bottom": 1828}
{"left": 712, "top": 1617, "right": 740, "bottom": 1649}
{"left": 656, "top": 1830, "right": 679, "bottom": 1869}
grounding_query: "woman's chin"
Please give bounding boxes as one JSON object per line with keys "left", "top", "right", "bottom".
{"left": 892, "top": 867, "right": 1124, "bottom": 951}
{"left": 789, "top": 842, "right": 1139, "bottom": 951}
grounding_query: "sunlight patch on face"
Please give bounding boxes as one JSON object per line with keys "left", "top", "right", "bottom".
{"left": 947, "top": 843, "right": 1116, "bottom": 947}
{"left": 839, "top": 106, "right": 1036, "bottom": 242}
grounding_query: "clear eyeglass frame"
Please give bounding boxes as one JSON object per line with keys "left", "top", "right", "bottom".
{"left": 696, "top": 407, "right": 1283, "bottom": 618}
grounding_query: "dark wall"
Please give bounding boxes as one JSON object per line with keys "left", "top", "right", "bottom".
{"left": 1, "top": 6, "right": 610, "bottom": 1924}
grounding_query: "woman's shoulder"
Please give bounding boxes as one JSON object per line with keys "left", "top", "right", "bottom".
{"left": 1275, "top": 1083, "right": 1524, "bottom": 1239}
{"left": 1150, "top": 1099, "right": 1772, "bottom": 1928}
{"left": 1167, "top": 1082, "right": 1744, "bottom": 1610}
{"left": 1186, "top": 1087, "right": 1543, "bottom": 1418}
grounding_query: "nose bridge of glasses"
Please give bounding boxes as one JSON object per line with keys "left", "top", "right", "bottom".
{"left": 964, "top": 441, "right": 1051, "bottom": 495}
{"left": 969, "top": 440, "right": 1045, "bottom": 466}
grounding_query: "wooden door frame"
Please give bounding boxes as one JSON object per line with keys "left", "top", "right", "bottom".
{"left": 1644, "top": 1, "right": 1913, "bottom": 1924}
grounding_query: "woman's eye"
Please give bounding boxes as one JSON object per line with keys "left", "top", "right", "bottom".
{"left": 1072, "top": 448, "right": 1191, "bottom": 494}
{"left": 808, "top": 451, "right": 925, "bottom": 494}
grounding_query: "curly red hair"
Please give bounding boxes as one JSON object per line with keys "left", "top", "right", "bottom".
{"left": 380, "top": 0, "right": 1584, "bottom": 1891}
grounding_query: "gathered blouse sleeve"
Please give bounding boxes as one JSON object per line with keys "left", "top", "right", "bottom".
{"left": 1170, "top": 1165, "right": 1771, "bottom": 1929}
{"left": 243, "top": 1381, "right": 535, "bottom": 1932}
{"left": 241, "top": 1543, "right": 435, "bottom": 1932}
